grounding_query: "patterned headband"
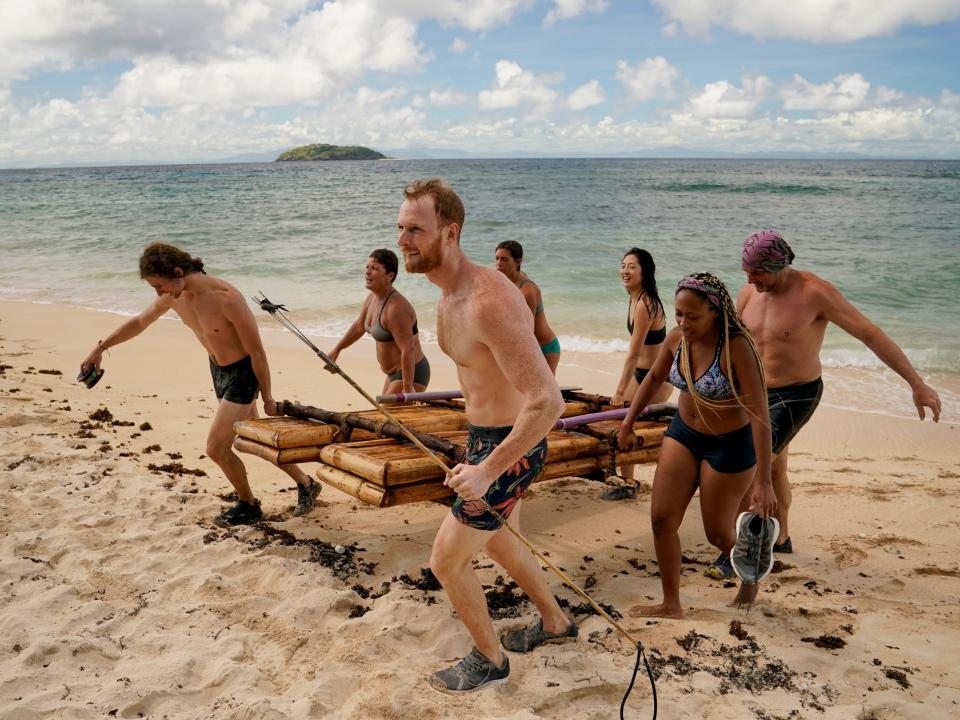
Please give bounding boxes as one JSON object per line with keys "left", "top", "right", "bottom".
{"left": 676, "top": 276, "right": 723, "bottom": 309}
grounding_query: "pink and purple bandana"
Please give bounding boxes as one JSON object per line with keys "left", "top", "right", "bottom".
{"left": 742, "top": 230, "right": 795, "bottom": 273}
{"left": 676, "top": 276, "right": 723, "bottom": 309}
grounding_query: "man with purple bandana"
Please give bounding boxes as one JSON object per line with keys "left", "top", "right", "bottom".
{"left": 735, "top": 229, "right": 941, "bottom": 554}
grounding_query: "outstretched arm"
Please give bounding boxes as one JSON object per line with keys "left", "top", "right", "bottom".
{"left": 80, "top": 297, "right": 172, "bottom": 372}
{"left": 617, "top": 329, "right": 677, "bottom": 449}
{"left": 328, "top": 300, "right": 369, "bottom": 364}
{"left": 819, "top": 280, "right": 941, "bottom": 421}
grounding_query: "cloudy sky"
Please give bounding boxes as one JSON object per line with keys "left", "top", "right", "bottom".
{"left": 2, "top": 0, "right": 960, "bottom": 166}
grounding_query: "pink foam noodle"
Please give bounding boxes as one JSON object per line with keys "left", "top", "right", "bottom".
{"left": 553, "top": 408, "right": 629, "bottom": 429}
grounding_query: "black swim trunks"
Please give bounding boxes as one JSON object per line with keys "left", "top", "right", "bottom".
{"left": 664, "top": 412, "right": 756, "bottom": 474}
{"left": 387, "top": 355, "right": 431, "bottom": 387}
{"left": 210, "top": 355, "right": 259, "bottom": 405}
{"left": 768, "top": 378, "right": 823, "bottom": 454}
{"left": 634, "top": 367, "right": 650, "bottom": 385}
{"left": 451, "top": 425, "right": 547, "bottom": 532}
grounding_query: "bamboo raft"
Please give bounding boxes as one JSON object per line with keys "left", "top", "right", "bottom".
{"left": 233, "top": 393, "right": 672, "bottom": 507}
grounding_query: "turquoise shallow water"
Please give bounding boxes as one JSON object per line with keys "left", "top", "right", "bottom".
{"left": 2, "top": 159, "right": 958, "bottom": 414}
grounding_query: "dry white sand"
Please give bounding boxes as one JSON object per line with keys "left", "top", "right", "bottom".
{"left": 2, "top": 300, "right": 959, "bottom": 719}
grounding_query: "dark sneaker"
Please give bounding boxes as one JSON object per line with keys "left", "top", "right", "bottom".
{"left": 730, "top": 512, "right": 779, "bottom": 584}
{"left": 601, "top": 483, "right": 637, "bottom": 501}
{"left": 773, "top": 536, "right": 793, "bottom": 554}
{"left": 214, "top": 499, "right": 262, "bottom": 527}
{"left": 500, "top": 618, "right": 578, "bottom": 654}
{"left": 704, "top": 552, "right": 735, "bottom": 580}
{"left": 292, "top": 481, "right": 321, "bottom": 517}
{"left": 427, "top": 647, "right": 509, "bottom": 695}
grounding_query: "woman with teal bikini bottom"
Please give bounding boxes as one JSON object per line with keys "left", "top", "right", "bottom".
{"left": 494, "top": 241, "right": 561, "bottom": 375}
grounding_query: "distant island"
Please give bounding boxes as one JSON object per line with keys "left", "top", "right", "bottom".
{"left": 275, "top": 144, "right": 386, "bottom": 161}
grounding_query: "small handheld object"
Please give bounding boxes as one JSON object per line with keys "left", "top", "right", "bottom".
{"left": 77, "top": 365, "right": 105, "bottom": 389}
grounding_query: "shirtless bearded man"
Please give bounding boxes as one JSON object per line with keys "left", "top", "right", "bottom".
{"left": 736, "top": 230, "right": 941, "bottom": 552}
{"left": 80, "top": 243, "right": 319, "bottom": 526}
{"left": 396, "top": 178, "right": 576, "bottom": 694}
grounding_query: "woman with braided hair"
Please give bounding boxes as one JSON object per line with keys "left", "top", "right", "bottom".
{"left": 617, "top": 272, "right": 777, "bottom": 617}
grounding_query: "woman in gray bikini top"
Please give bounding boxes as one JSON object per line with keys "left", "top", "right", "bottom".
{"left": 327, "top": 248, "right": 430, "bottom": 393}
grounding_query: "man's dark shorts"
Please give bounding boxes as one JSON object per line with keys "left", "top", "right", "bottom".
{"left": 210, "top": 355, "right": 259, "bottom": 405}
{"left": 451, "top": 424, "right": 547, "bottom": 532}
{"left": 768, "top": 378, "right": 823, "bottom": 454}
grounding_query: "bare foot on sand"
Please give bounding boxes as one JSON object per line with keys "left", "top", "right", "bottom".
{"left": 730, "top": 582, "right": 759, "bottom": 609}
{"left": 629, "top": 602, "right": 683, "bottom": 619}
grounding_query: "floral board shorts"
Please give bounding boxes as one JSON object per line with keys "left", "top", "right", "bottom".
{"left": 451, "top": 424, "right": 548, "bottom": 532}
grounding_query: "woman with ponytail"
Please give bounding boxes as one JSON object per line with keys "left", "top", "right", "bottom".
{"left": 617, "top": 272, "right": 776, "bottom": 617}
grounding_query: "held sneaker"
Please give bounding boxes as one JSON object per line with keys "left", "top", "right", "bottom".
{"left": 501, "top": 618, "right": 578, "bottom": 654}
{"left": 292, "top": 481, "right": 321, "bottom": 517}
{"left": 214, "top": 499, "right": 263, "bottom": 527}
{"left": 427, "top": 647, "right": 509, "bottom": 695}
{"left": 730, "top": 512, "right": 780, "bottom": 584}
{"left": 704, "top": 552, "right": 735, "bottom": 580}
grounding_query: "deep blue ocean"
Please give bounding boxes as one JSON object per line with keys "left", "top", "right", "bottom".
{"left": 2, "top": 159, "right": 958, "bottom": 416}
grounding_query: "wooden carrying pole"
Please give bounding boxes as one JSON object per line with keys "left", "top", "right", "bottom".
{"left": 277, "top": 400, "right": 467, "bottom": 465}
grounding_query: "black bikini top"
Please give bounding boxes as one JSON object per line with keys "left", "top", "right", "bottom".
{"left": 627, "top": 295, "right": 666, "bottom": 345}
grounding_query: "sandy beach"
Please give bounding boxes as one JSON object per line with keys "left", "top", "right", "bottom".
{"left": 2, "top": 299, "right": 959, "bottom": 719}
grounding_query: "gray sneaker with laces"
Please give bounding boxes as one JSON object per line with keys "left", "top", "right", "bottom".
{"left": 292, "top": 481, "right": 321, "bottom": 517}
{"left": 428, "top": 647, "right": 509, "bottom": 694}
{"left": 500, "top": 618, "right": 578, "bottom": 654}
{"left": 730, "top": 511, "right": 780, "bottom": 584}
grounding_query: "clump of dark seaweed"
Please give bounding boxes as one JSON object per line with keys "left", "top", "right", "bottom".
{"left": 397, "top": 567, "right": 442, "bottom": 592}
{"left": 89, "top": 407, "right": 113, "bottom": 422}
{"left": 646, "top": 630, "right": 837, "bottom": 710}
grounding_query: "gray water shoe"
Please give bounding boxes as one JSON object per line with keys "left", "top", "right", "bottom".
{"left": 428, "top": 648, "right": 509, "bottom": 694}
{"left": 730, "top": 511, "right": 779, "bottom": 584}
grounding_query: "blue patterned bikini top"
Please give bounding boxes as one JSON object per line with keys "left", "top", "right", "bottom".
{"left": 668, "top": 338, "right": 737, "bottom": 401}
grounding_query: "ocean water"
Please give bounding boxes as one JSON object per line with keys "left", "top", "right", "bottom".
{"left": 2, "top": 159, "right": 958, "bottom": 418}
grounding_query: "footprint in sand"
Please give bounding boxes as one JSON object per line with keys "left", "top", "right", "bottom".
{"left": 828, "top": 540, "right": 867, "bottom": 567}
{"left": 912, "top": 566, "right": 960, "bottom": 578}
{"left": 0, "top": 411, "right": 57, "bottom": 428}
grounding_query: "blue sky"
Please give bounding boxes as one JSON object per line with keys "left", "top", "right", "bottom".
{"left": 2, "top": 0, "right": 959, "bottom": 166}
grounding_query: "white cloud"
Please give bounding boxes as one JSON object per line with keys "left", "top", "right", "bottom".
{"left": 391, "top": 0, "right": 534, "bottom": 32}
{"left": 0, "top": 0, "right": 310, "bottom": 84}
{"left": 4, "top": 83, "right": 960, "bottom": 164}
{"left": 0, "top": 85, "right": 429, "bottom": 165}
{"left": 567, "top": 80, "right": 605, "bottom": 110}
{"left": 651, "top": 0, "right": 960, "bottom": 42}
{"left": 429, "top": 88, "right": 470, "bottom": 106}
{"left": 940, "top": 89, "right": 960, "bottom": 109}
{"left": 780, "top": 73, "right": 921, "bottom": 113}
{"left": 689, "top": 76, "right": 771, "bottom": 118}
{"left": 449, "top": 37, "right": 469, "bottom": 54}
{"left": 544, "top": 0, "right": 610, "bottom": 27}
{"left": 616, "top": 57, "right": 681, "bottom": 102}
{"left": 103, "top": 3, "right": 424, "bottom": 110}
{"left": 782, "top": 73, "right": 871, "bottom": 112}
{"left": 478, "top": 60, "right": 562, "bottom": 113}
